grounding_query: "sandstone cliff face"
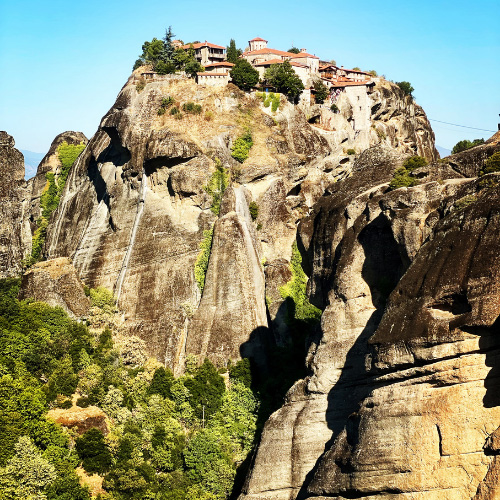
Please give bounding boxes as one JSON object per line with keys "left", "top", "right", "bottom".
{"left": 186, "top": 186, "right": 268, "bottom": 369}
{"left": 0, "top": 132, "right": 32, "bottom": 277}
{"left": 18, "top": 257, "right": 90, "bottom": 318}
{"left": 43, "top": 73, "right": 435, "bottom": 372}
{"left": 29, "top": 130, "right": 88, "bottom": 223}
{"left": 240, "top": 137, "right": 500, "bottom": 500}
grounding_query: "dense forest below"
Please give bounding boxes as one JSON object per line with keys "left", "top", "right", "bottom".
{"left": 0, "top": 278, "right": 261, "bottom": 499}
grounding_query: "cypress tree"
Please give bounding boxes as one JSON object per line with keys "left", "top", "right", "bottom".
{"left": 162, "top": 25, "right": 176, "bottom": 63}
{"left": 227, "top": 39, "right": 239, "bottom": 63}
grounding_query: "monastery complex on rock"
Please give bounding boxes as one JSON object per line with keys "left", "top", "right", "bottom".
{"left": 148, "top": 37, "right": 377, "bottom": 107}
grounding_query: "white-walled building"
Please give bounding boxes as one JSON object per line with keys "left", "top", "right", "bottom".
{"left": 196, "top": 72, "right": 230, "bottom": 86}
{"left": 181, "top": 41, "right": 226, "bottom": 66}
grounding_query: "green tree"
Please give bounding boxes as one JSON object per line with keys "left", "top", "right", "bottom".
{"left": 184, "top": 429, "right": 235, "bottom": 498}
{"left": 0, "top": 436, "right": 56, "bottom": 500}
{"left": 184, "top": 359, "right": 225, "bottom": 420}
{"left": 141, "top": 38, "right": 165, "bottom": 66}
{"left": 75, "top": 429, "right": 112, "bottom": 474}
{"left": 229, "top": 59, "right": 259, "bottom": 91}
{"left": 162, "top": 25, "right": 176, "bottom": 63}
{"left": 156, "top": 60, "right": 176, "bottom": 75}
{"left": 185, "top": 59, "right": 204, "bottom": 78}
{"left": 148, "top": 367, "right": 175, "bottom": 399}
{"left": 226, "top": 39, "right": 241, "bottom": 63}
{"left": 451, "top": 138, "right": 485, "bottom": 155}
{"left": 396, "top": 81, "right": 414, "bottom": 97}
{"left": 313, "top": 78, "right": 329, "bottom": 104}
{"left": 173, "top": 47, "right": 191, "bottom": 69}
{"left": 288, "top": 47, "right": 300, "bottom": 54}
{"left": 389, "top": 155, "right": 428, "bottom": 190}
{"left": 264, "top": 61, "right": 304, "bottom": 99}
{"left": 228, "top": 358, "right": 252, "bottom": 388}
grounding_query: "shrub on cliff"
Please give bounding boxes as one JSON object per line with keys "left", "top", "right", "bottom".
{"left": 480, "top": 151, "right": 500, "bottom": 176}
{"left": 231, "top": 130, "right": 253, "bottom": 163}
{"left": 389, "top": 155, "right": 428, "bottom": 190}
{"left": 230, "top": 59, "right": 259, "bottom": 91}
{"left": 249, "top": 201, "right": 258, "bottom": 220}
{"left": 396, "top": 81, "right": 414, "bottom": 97}
{"left": 195, "top": 228, "right": 214, "bottom": 292}
{"left": 313, "top": 78, "right": 329, "bottom": 104}
{"left": 452, "top": 138, "right": 485, "bottom": 154}
{"left": 204, "top": 158, "right": 229, "bottom": 214}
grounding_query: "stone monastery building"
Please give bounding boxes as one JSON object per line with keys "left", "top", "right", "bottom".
{"left": 190, "top": 36, "right": 373, "bottom": 93}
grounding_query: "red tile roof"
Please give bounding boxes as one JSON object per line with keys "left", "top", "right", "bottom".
{"left": 244, "top": 48, "right": 294, "bottom": 57}
{"left": 254, "top": 58, "right": 308, "bottom": 69}
{"left": 182, "top": 41, "right": 225, "bottom": 50}
{"left": 319, "top": 64, "right": 338, "bottom": 71}
{"left": 343, "top": 68, "right": 371, "bottom": 75}
{"left": 290, "top": 52, "right": 319, "bottom": 60}
{"left": 197, "top": 72, "right": 229, "bottom": 76}
{"left": 328, "top": 80, "right": 372, "bottom": 88}
{"left": 205, "top": 62, "right": 235, "bottom": 67}
{"left": 250, "top": 37, "right": 268, "bottom": 42}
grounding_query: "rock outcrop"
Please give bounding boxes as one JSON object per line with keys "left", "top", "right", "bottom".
{"left": 43, "top": 73, "right": 436, "bottom": 371}
{"left": 239, "top": 139, "right": 500, "bottom": 499}
{"left": 0, "top": 132, "right": 32, "bottom": 277}
{"left": 18, "top": 257, "right": 90, "bottom": 318}
{"left": 6, "top": 69, "right": 499, "bottom": 500}
{"left": 186, "top": 186, "right": 268, "bottom": 368}
{"left": 29, "top": 130, "right": 88, "bottom": 222}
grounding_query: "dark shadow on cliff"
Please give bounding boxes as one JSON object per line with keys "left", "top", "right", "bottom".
{"left": 296, "top": 212, "right": 406, "bottom": 499}
{"left": 232, "top": 300, "right": 321, "bottom": 499}
{"left": 473, "top": 316, "right": 500, "bottom": 408}
{"left": 100, "top": 127, "right": 131, "bottom": 166}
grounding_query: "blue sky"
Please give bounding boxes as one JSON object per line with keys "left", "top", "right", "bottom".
{"left": 0, "top": 0, "right": 498, "bottom": 154}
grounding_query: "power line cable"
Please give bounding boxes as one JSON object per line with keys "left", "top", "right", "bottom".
{"left": 428, "top": 118, "right": 496, "bottom": 133}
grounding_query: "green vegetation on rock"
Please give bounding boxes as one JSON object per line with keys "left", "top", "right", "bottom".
{"left": 0, "top": 277, "right": 259, "bottom": 500}
{"left": 313, "top": 79, "right": 329, "bottom": 104}
{"left": 480, "top": 151, "right": 500, "bottom": 176}
{"left": 396, "top": 81, "right": 414, "bottom": 96}
{"left": 451, "top": 138, "right": 484, "bottom": 155}
{"left": 231, "top": 130, "right": 253, "bottom": 164}
{"left": 280, "top": 242, "right": 322, "bottom": 323}
{"left": 182, "top": 101, "right": 203, "bottom": 114}
{"left": 25, "top": 141, "right": 85, "bottom": 268}
{"left": 389, "top": 155, "right": 428, "bottom": 190}
{"left": 249, "top": 201, "right": 258, "bottom": 220}
{"left": 204, "top": 159, "right": 229, "bottom": 215}
{"left": 195, "top": 228, "right": 214, "bottom": 293}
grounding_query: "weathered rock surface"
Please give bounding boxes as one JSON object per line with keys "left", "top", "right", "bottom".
{"left": 186, "top": 186, "right": 268, "bottom": 367}
{"left": 239, "top": 140, "right": 500, "bottom": 500}
{"left": 42, "top": 73, "right": 436, "bottom": 372}
{"left": 18, "top": 257, "right": 90, "bottom": 317}
{"left": 29, "top": 131, "right": 88, "bottom": 222}
{"left": 0, "top": 131, "right": 32, "bottom": 277}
